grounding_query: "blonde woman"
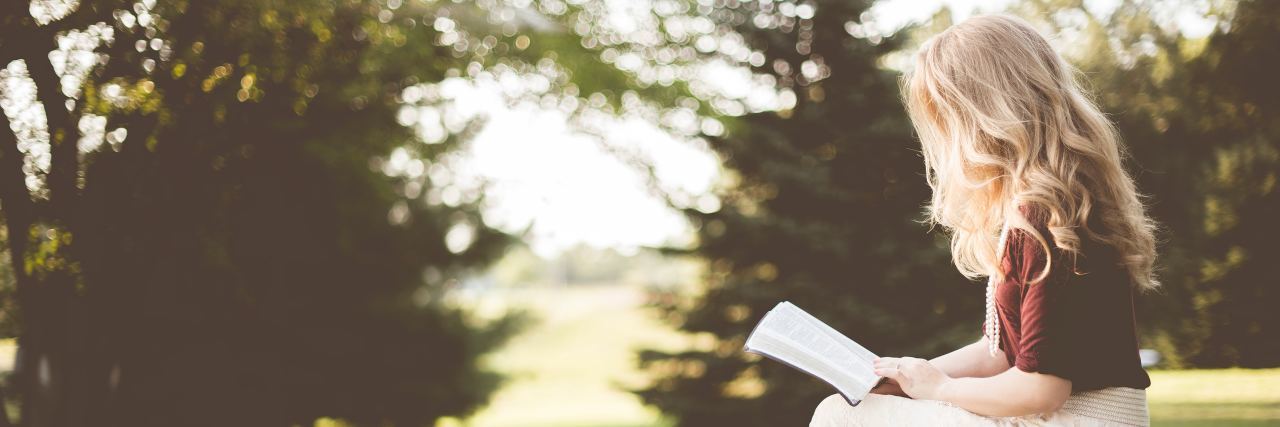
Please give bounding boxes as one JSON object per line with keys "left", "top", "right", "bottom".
{"left": 810, "top": 14, "right": 1158, "bottom": 426}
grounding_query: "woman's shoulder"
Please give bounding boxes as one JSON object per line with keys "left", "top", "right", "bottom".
{"left": 1007, "top": 203, "right": 1124, "bottom": 280}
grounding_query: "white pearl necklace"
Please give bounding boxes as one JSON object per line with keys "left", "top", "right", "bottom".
{"left": 985, "top": 224, "right": 1011, "bottom": 358}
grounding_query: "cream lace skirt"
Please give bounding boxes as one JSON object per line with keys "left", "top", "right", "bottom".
{"left": 810, "top": 387, "right": 1149, "bottom": 427}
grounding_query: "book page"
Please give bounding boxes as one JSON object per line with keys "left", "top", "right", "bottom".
{"left": 791, "top": 303, "right": 879, "bottom": 384}
{"left": 743, "top": 302, "right": 881, "bottom": 404}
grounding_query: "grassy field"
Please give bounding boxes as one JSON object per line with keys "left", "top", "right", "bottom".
{"left": 462, "top": 285, "right": 1280, "bottom": 427}
{"left": 1147, "top": 369, "right": 1280, "bottom": 426}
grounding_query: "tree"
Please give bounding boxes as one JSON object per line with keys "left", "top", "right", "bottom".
{"left": 0, "top": 0, "right": 627, "bottom": 425}
{"left": 635, "top": 2, "right": 981, "bottom": 425}
{"left": 1170, "top": 0, "right": 1280, "bottom": 367}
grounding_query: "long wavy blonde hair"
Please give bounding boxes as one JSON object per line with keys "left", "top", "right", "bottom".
{"left": 902, "top": 14, "right": 1159, "bottom": 290}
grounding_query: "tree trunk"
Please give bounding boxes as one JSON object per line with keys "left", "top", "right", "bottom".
{"left": 11, "top": 28, "right": 85, "bottom": 427}
{"left": 0, "top": 100, "right": 29, "bottom": 427}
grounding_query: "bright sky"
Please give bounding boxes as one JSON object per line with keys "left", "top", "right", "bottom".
{"left": 419, "top": 74, "right": 720, "bottom": 257}
{"left": 445, "top": 0, "right": 1221, "bottom": 257}
{"left": 454, "top": 103, "right": 716, "bottom": 257}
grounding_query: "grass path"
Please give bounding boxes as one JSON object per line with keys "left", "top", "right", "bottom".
{"left": 460, "top": 286, "right": 683, "bottom": 427}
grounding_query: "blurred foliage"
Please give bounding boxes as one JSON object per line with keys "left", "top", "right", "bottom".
{"left": 1, "top": 0, "right": 523, "bottom": 425}
{"left": 0, "top": 0, "right": 692, "bottom": 425}
{"left": 638, "top": 0, "right": 1280, "bottom": 425}
{"left": 1014, "top": 0, "right": 1280, "bottom": 369}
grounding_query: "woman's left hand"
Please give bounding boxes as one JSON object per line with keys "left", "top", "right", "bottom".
{"left": 873, "top": 356, "right": 952, "bottom": 401}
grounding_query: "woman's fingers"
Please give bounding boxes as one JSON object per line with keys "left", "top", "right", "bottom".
{"left": 872, "top": 357, "right": 898, "bottom": 370}
{"left": 874, "top": 357, "right": 917, "bottom": 386}
{"left": 874, "top": 357, "right": 919, "bottom": 372}
{"left": 874, "top": 367, "right": 902, "bottom": 381}
{"left": 896, "top": 357, "right": 922, "bottom": 374}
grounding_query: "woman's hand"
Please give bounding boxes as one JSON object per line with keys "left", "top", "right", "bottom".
{"left": 872, "top": 357, "right": 953, "bottom": 401}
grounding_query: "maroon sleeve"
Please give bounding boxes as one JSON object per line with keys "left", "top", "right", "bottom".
{"left": 1005, "top": 224, "right": 1071, "bottom": 379}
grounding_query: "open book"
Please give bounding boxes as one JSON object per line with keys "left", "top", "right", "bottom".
{"left": 743, "top": 301, "right": 884, "bottom": 406}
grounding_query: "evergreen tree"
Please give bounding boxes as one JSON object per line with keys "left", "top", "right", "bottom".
{"left": 636, "top": 2, "right": 980, "bottom": 425}
{"left": 1172, "top": 0, "right": 1280, "bottom": 368}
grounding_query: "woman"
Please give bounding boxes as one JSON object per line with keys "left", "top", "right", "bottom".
{"left": 810, "top": 14, "right": 1158, "bottom": 426}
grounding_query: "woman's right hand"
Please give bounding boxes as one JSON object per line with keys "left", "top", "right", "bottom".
{"left": 869, "top": 377, "right": 908, "bottom": 397}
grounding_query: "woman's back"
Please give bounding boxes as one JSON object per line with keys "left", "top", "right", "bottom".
{"left": 991, "top": 206, "right": 1150, "bottom": 392}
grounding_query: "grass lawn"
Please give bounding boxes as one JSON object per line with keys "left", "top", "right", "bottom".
{"left": 1147, "top": 368, "right": 1280, "bottom": 426}
{"left": 460, "top": 285, "right": 1279, "bottom": 427}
